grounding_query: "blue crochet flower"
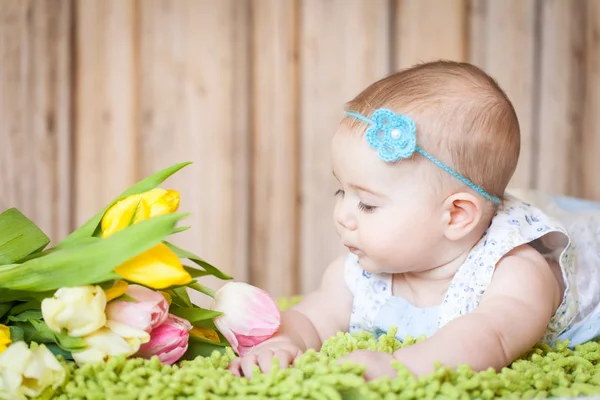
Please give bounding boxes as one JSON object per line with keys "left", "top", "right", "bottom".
{"left": 365, "top": 108, "right": 417, "bottom": 162}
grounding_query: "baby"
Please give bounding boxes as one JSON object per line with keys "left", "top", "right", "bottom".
{"left": 229, "top": 61, "right": 600, "bottom": 380}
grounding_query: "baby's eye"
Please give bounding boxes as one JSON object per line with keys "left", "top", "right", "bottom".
{"left": 334, "top": 189, "right": 345, "bottom": 197}
{"left": 358, "top": 202, "right": 377, "bottom": 213}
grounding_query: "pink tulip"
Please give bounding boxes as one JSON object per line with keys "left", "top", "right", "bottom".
{"left": 105, "top": 284, "right": 169, "bottom": 333}
{"left": 210, "top": 282, "right": 281, "bottom": 356}
{"left": 135, "top": 314, "right": 192, "bottom": 365}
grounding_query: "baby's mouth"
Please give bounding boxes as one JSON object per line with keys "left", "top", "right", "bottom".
{"left": 346, "top": 245, "right": 362, "bottom": 255}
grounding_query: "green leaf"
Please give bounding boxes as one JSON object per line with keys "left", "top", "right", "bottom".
{"left": 167, "top": 291, "right": 189, "bottom": 308}
{"left": 52, "top": 332, "right": 87, "bottom": 353}
{"left": 172, "top": 287, "right": 192, "bottom": 308}
{"left": 191, "top": 319, "right": 218, "bottom": 330}
{"left": 172, "top": 226, "right": 190, "bottom": 234}
{"left": 45, "top": 343, "right": 74, "bottom": 360}
{"left": 169, "top": 306, "right": 221, "bottom": 322}
{"left": 188, "top": 281, "right": 216, "bottom": 298}
{"left": 54, "top": 236, "right": 101, "bottom": 250}
{"left": 183, "top": 266, "right": 210, "bottom": 278}
{"left": 59, "top": 162, "right": 192, "bottom": 246}
{"left": 0, "top": 208, "right": 50, "bottom": 264}
{"left": 15, "top": 320, "right": 86, "bottom": 352}
{"left": 180, "top": 335, "right": 227, "bottom": 360}
{"left": 7, "top": 310, "right": 42, "bottom": 322}
{"left": 17, "top": 237, "right": 101, "bottom": 264}
{"left": 8, "top": 300, "right": 41, "bottom": 315}
{"left": 164, "top": 241, "right": 231, "bottom": 280}
{"left": 0, "top": 289, "right": 55, "bottom": 303}
{"left": 113, "top": 293, "right": 137, "bottom": 303}
{"left": 0, "top": 212, "right": 189, "bottom": 292}
{"left": 8, "top": 325, "right": 24, "bottom": 342}
{"left": 14, "top": 320, "right": 53, "bottom": 343}
{"left": 0, "top": 303, "right": 12, "bottom": 320}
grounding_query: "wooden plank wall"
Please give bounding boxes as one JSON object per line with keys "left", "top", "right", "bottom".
{"left": 1, "top": 0, "right": 599, "bottom": 298}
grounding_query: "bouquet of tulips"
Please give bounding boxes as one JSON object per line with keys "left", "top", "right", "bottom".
{"left": 0, "top": 162, "right": 281, "bottom": 399}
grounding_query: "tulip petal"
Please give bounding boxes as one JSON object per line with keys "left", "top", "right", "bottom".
{"left": 0, "top": 342, "right": 65, "bottom": 399}
{"left": 189, "top": 327, "right": 220, "bottom": 343}
{"left": 104, "top": 280, "right": 129, "bottom": 302}
{"left": 105, "top": 301, "right": 154, "bottom": 332}
{"left": 72, "top": 325, "right": 149, "bottom": 366}
{"left": 213, "top": 319, "right": 239, "bottom": 353}
{"left": 210, "top": 282, "right": 281, "bottom": 356}
{"left": 145, "top": 189, "right": 180, "bottom": 218}
{"left": 41, "top": 285, "right": 107, "bottom": 337}
{"left": 106, "top": 284, "right": 169, "bottom": 332}
{"left": 0, "top": 325, "right": 11, "bottom": 354}
{"left": 156, "top": 344, "right": 188, "bottom": 365}
{"left": 101, "top": 195, "right": 150, "bottom": 238}
{"left": 114, "top": 243, "right": 192, "bottom": 289}
{"left": 100, "top": 189, "right": 180, "bottom": 239}
{"left": 135, "top": 314, "right": 191, "bottom": 365}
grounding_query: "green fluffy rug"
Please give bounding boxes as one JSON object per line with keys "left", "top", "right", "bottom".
{"left": 36, "top": 299, "right": 600, "bottom": 399}
{"left": 39, "top": 332, "right": 600, "bottom": 400}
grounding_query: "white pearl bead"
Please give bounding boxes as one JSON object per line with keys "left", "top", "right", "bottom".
{"left": 390, "top": 129, "right": 401, "bottom": 139}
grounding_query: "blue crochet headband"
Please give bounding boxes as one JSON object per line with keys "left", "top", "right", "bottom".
{"left": 345, "top": 108, "right": 501, "bottom": 205}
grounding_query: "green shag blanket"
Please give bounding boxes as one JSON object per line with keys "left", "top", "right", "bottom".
{"left": 35, "top": 299, "right": 600, "bottom": 399}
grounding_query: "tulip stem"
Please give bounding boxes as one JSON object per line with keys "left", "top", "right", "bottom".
{"left": 188, "top": 282, "right": 215, "bottom": 298}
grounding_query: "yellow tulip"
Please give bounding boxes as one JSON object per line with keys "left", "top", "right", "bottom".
{"left": 0, "top": 325, "right": 11, "bottom": 354}
{"left": 99, "top": 188, "right": 191, "bottom": 289}
{"left": 189, "top": 326, "right": 220, "bottom": 343}
{"left": 101, "top": 188, "right": 180, "bottom": 238}
{"left": 104, "top": 280, "right": 129, "bottom": 302}
{"left": 114, "top": 243, "right": 192, "bottom": 289}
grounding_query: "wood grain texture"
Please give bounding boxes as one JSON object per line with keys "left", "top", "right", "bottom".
{"left": 138, "top": 0, "right": 250, "bottom": 298}
{"left": 3, "top": 0, "right": 600, "bottom": 295}
{"left": 300, "top": 0, "right": 391, "bottom": 293}
{"left": 395, "top": 0, "right": 467, "bottom": 69}
{"left": 582, "top": 0, "right": 600, "bottom": 200}
{"left": 536, "top": 0, "right": 584, "bottom": 196}
{"left": 251, "top": 0, "right": 299, "bottom": 297}
{"left": 0, "top": 0, "right": 72, "bottom": 241}
{"left": 469, "top": 0, "right": 537, "bottom": 190}
{"left": 74, "top": 0, "right": 138, "bottom": 225}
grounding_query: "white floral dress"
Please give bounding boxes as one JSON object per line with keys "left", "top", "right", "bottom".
{"left": 345, "top": 190, "right": 600, "bottom": 346}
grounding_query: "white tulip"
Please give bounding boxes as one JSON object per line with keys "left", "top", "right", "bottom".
{"left": 71, "top": 321, "right": 150, "bottom": 365}
{"left": 0, "top": 341, "right": 65, "bottom": 400}
{"left": 41, "top": 285, "right": 107, "bottom": 337}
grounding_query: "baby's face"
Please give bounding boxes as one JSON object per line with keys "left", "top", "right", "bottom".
{"left": 331, "top": 128, "right": 445, "bottom": 274}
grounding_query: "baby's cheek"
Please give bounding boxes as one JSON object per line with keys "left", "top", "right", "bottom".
{"left": 363, "top": 229, "right": 400, "bottom": 259}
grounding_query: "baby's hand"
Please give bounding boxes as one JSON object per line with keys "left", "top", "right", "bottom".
{"left": 228, "top": 338, "right": 303, "bottom": 378}
{"left": 339, "top": 350, "right": 397, "bottom": 381}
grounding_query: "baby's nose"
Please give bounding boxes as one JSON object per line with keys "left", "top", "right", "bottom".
{"left": 334, "top": 204, "right": 358, "bottom": 231}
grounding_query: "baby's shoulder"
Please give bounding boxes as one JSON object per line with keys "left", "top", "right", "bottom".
{"left": 489, "top": 243, "right": 564, "bottom": 308}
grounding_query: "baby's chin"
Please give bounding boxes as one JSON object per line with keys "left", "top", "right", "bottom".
{"left": 357, "top": 257, "right": 409, "bottom": 275}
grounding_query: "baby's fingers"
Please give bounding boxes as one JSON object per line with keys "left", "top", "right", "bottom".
{"left": 228, "top": 357, "right": 243, "bottom": 377}
{"left": 241, "top": 353, "right": 260, "bottom": 378}
{"left": 273, "top": 350, "right": 295, "bottom": 370}
{"left": 257, "top": 350, "right": 276, "bottom": 374}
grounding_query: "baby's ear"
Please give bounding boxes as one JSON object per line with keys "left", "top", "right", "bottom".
{"left": 441, "top": 192, "right": 484, "bottom": 241}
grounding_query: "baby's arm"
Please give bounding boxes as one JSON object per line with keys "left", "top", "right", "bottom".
{"left": 229, "top": 255, "right": 352, "bottom": 377}
{"left": 392, "top": 243, "right": 562, "bottom": 376}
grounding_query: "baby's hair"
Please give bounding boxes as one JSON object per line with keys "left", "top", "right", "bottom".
{"left": 341, "top": 60, "right": 520, "bottom": 200}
